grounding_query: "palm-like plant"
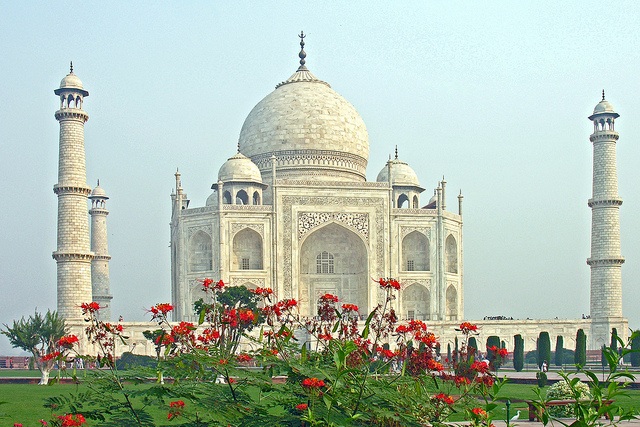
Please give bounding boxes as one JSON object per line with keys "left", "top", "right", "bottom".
{"left": 2, "top": 310, "right": 67, "bottom": 384}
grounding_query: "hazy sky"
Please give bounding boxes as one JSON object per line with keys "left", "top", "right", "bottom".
{"left": 1, "top": 2, "right": 639, "bottom": 355}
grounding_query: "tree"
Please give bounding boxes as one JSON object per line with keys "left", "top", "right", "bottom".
{"left": 447, "top": 343, "right": 452, "bottom": 362}
{"left": 538, "top": 331, "right": 551, "bottom": 369}
{"left": 575, "top": 329, "right": 587, "bottom": 368}
{"left": 610, "top": 328, "right": 619, "bottom": 354}
{"left": 468, "top": 337, "right": 477, "bottom": 360}
{"left": 554, "top": 336, "right": 564, "bottom": 367}
{"left": 1, "top": 310, "right": 67, "bottom": 385}
{"left": 454, "top": 336, "right": 459, "bottom": 363}
{"left": 513, "top": 334, "right": 524, "bottom": 372}
{"left": 631, "top": 331, "right": 640, "bottom": 367}
{"left": 486, "top": 335, "right": 500, "bottom": 362}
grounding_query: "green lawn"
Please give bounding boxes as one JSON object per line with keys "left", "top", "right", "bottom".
{"left": 1, "top": 380, "right": 639, "bottom": 426}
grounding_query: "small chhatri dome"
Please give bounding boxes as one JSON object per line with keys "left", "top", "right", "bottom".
{"left": 376, "top": 157, "right": 421, "bottom": 188}
{"left": 218, "top": 152, "right": 263, "bottom": 184}
{"left": 55, "top": 62, "right": 89, "bottom": 96}
{"left": 238, "top": 32, "right": 369, "bottom": 182}
{"left": 589, "top": 90, "right": 619, "bottom": 120}
{"left": 89, "top": 181, "right": 108, "bottom": 200}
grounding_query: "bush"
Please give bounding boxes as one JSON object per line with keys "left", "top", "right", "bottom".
{"left": 537, "top": 331, "right": 551, "bottom": 369}
{"left": 115, "top": 352, "right": 157, "bottom": 369}
{"left": 575, "top": 329, "right": 587, "bottom": 367}
{"left": 536, "top": 371, "right": 547, "bottom": 388}
{"left": 545, "top": 379, "right": 591, "bottom": 417}
{"left": 631, "top": 331, "right": 640, "bottom": 367}
{"left": 554, "top": 336, "right": 563, "bottom": 367}
{"left": 513, "top": 334, "right": 524, "bottom": 372}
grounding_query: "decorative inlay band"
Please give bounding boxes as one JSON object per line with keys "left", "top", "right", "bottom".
{"left": 231, "top": 223, "right": 264, "bottom": 237}
{"left": 52, "top": 251, "right": 93, "bottom": 261}
{"left": 187, "top": 225, "right": 212, "bottom": 239}
{"left": 53, "top": 185, "right": 92, "bottom": 195}
{"left": 588, "top": 198, "right": 623, "bottom": 207}
{"left": 587, "top": 257, "right": 625, "bottom": 266}
{"left": 298, "top": 212, "right": 368, "bottom": 241}
{"left": 400, "top": 227, "right": 431, "bottom": 239}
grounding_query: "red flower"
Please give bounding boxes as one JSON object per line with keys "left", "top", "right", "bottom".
{"left": 302, "top": 377, "right": 326, "bottom": 388}
{"left": 319, "top": 293, "right": 339, "bottom": 303}
{"left": 228, "top": 378, "right": 237, "bottom": 384}
{"left": 426, "top": 359, "right": 444, "bottom": 372}
{"left": 155, "top": 334, "right": 175, "bottom": 346}
{"left": 251, "top": 287, "right": 273, "bottom": 296}
{"left": 80, "top": 302, "right": 100, "bottom": 313}
{"left": 219, "top": 358, "right": 228, "bottom": 365}
{"left": 169, "top": 400, "right": 185, "bottom": 408}
{"left": 318, "top": 333, "right": 333, "bottom": 341}
{"left": 470, "top": 360, "right": 490, "bottom": 374}
{"left": 433, "top": 393, "right": 455, "bottom": 405}
{"left": 149, "top": 303, "right": 174, "bottom": 317}
{"left": 39, "top": 420, "right": 48, "bottom": 426}
{"left": 453, "top": 375, "right": 471, "bottom": 387}
{"left": 42, "top": 351, "right": 61, "bottom": 362}
{"left": 342, "top": 303, "right": 359, "bottom": 312}
{"left": 214, "top": 280, "right": 225, "bottom": 290}
{"left": 375, "top": 277, "right": 401, "bottom": 290}
{"left": 295, "top": 403, "right": 309, "bottom": 411}
{"left": 58, "top": 335, "right": 79, "bottom": 348}
{"left": 14, "top": 423, "right": 23, "bottom": 427}
{"left": 472, "top": 407, "right": 487, "bottom": 417}
{"left": 498, "top": 347, "right": 509, "bottom": 357}
{"left": 57, "top": 414, "right": 86, "bottom": 426}
{"left": 237, "top": 353, "right": 252, "bottom": 363}
{"left": 239, "top": 308, "right": 255, "bottom": 323}
{"left": 458, "top": 322, "right": 478, "bottom": 333}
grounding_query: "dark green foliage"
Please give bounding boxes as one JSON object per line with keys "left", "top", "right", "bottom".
{"left": 513, "top": 334, "right": 524, "bottom": 372}
{"left": 115, "top": 352, "right": 157, "bottom": 370}
{"left": 537, "top": 331, "right": 551, "bottom": 369}
{"left": 454, "top": 336, "right": 459, "bottom": 363}
{"left": 631, "top": 331, "right": 640, "bottom": 367}
{"left": 447, "top": 343, "right": 452, "bottom": 362}
{"left": 575, "top": 328, "right": 587, "bottom": 367}
{"left": 486, "top": 335, "right": 500, "bottom": 360}
{"left": 526, "top": 350, "right": 537, "bottom": 363}
{"left": 611, "top": 328, "right": 619, "bottom": 353}
{"left": 601, "top": 345, "right": 608, "bottom": 368}
{"left": 536, "top": 371, "right": 547, "bottom": 388}
{"left": 554, "top": 336, "right": 564, "bottom": 367}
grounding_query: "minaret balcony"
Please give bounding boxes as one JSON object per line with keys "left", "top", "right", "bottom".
{"left": 587, "top": 197, "right": 622, "bottom": 207}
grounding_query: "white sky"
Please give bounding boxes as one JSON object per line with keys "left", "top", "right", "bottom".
{"left": 1, "top": 2, "right": 639, "bottom": 355}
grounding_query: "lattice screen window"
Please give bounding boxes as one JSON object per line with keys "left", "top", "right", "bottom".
{"left": 316, "top": 252, "right": 334, "bottom": 274}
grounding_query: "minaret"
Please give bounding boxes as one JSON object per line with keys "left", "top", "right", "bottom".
{"left": 587, "top": 91, "right": 625, "bottom": 349}
{"left": 53, "top": 63, "right": 94, "bottom": 319}
{"left": 89, "top": 181, "right": 112, "bottom": 320}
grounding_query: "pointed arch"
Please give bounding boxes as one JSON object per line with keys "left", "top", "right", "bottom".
{"left": 236, "top": 189, "right": 249, "bottom": 205}
{"left": 445, "top": 234, "right": 458, "bottom": 273}
{"left": 299, "top": 222, "right": 368, "bottom": 316}
{"left": 253, "top": 191, "right": 261, "bottom": 205}
{"left": 402, "top": 283, "right": 430, "bottom": 320}
{"left": 402, "top": 231, "right": 429, "bottom": 271}
{"left": 232, "top": 228, "right": 263, "bottom": 270}
{"left": 397, "top": 193, "right": 409, "bottom": 208}
{"left": 446, "top": 285, "right": 458, "bottom": 320}
{"left": 412, "top": 195, "right": 419, "bottom": 208}
{"left": 223, "top": 191, "right": 232, "bottom": 204}
{"left": 188, "top": 231, "right": 212, "bottom": 272}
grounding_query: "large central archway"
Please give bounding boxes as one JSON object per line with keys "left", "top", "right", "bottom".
{"left": 299, "top": 222, "right": 368, "bottom": 317}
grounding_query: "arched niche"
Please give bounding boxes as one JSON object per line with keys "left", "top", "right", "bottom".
{"left": 446, "top": 285, "right": 458, "bottom": 320}
{"left": 445, "top": 234, "right": 458, "bottom": 273}
{"left": 223, "top": 191, "right": 232, "bottom": 204}
{"left": 402, "top": 231, "right": 429, "bottom": 271}
{"left": 188, "top": 231, "right": 212, "bottom": 272}
{"left": 236, "top": 189, "right": 249, "bottom": 205}
{"left": 397, "top": 193, "right": 409, "bottom": 208}
{"left": 232, "top": 228, "right": 263, "bottom": 270}
{"left": 299, "top": 222, "right": 368, "bottom": 317}
{"left": 402, "top": 283, "right": 430, "bottom": 320}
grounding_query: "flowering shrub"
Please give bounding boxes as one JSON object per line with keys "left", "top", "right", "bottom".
{"left": 37, "top": 278, "right": 507, "bottom": 426}
{"left": 546, "top": 379, "right": 591, "bottom": 417}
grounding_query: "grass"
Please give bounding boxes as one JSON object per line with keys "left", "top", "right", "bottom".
{"left": 1, "top": 377, "right": 639, "bottom": 425}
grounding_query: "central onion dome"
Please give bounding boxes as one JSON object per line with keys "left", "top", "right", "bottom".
{"left": 238, "top": 33, "right": 369, "bottom": 182}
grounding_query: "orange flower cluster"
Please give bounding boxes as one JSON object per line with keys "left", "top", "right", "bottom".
{"left": 341, "top": 303, "right": 359, "bottom": 312}
{"left": 80, "top": 302, "right": 100, "bottom": 313}
{"left": 57, "top": 414, "right": 86, "bottom": 426}
{"left": 433, "top": 393, "right": 455, "bottom": 405}
{"left": 295, "top": 403, "right": 308, "bottom": 411}
{"left": 487, "top": 345, "right": 508, "bottom": 357}
{"left": 301, "top": 377, "right": 326, "bottom": 388}
{"left": 319, "top": 293, "right": 339, "bottom": 303}
{"left": 237, "top": 353, "right": 252, "bottom": 363}
{"left": 458, "top": 322, "right": 478, "bottom": 334}
{"left": 221, "top": 308, "right": 256, "bottom": 327}
{"left": 167, "top": 400, "right": 185, "bottom": 420}
{"left": 471, "top": 407, "right": 487, "bottom": 417}
{"left": 57, "top": 335, "right": 79, "bottom": 349}
{"left": 200, "top": 278, "right": 225, "bottom": 291}
{"left": 376, "top": 277, "right": 401, "bottom": 290}
{"left": 251, "top": 287, "right": 273, "bottom": 297}
{"left": 149, "top": 303, "right": 174, "bottom": 317}
{"left": 41, "top": 351, "right": 61, "bottom": 362}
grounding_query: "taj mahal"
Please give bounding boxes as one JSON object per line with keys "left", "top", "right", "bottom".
{"left": 52, "top": 34, "right": 627, "bottom": 355}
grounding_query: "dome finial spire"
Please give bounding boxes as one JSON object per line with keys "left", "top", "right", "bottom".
{"left": 237, "top": 142, "right": 241, "bottom": 153}
{"left": 602, "top": 89, "right": 606, "bottom": 101}
{"left": 298, "top": 31, "right": 307, "bottom": 70}
{"left": 394, "top": 145, "right": 398, "bottom": 160}
{"left": 70, "top": 61, "right": 73, "bottom": 74}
